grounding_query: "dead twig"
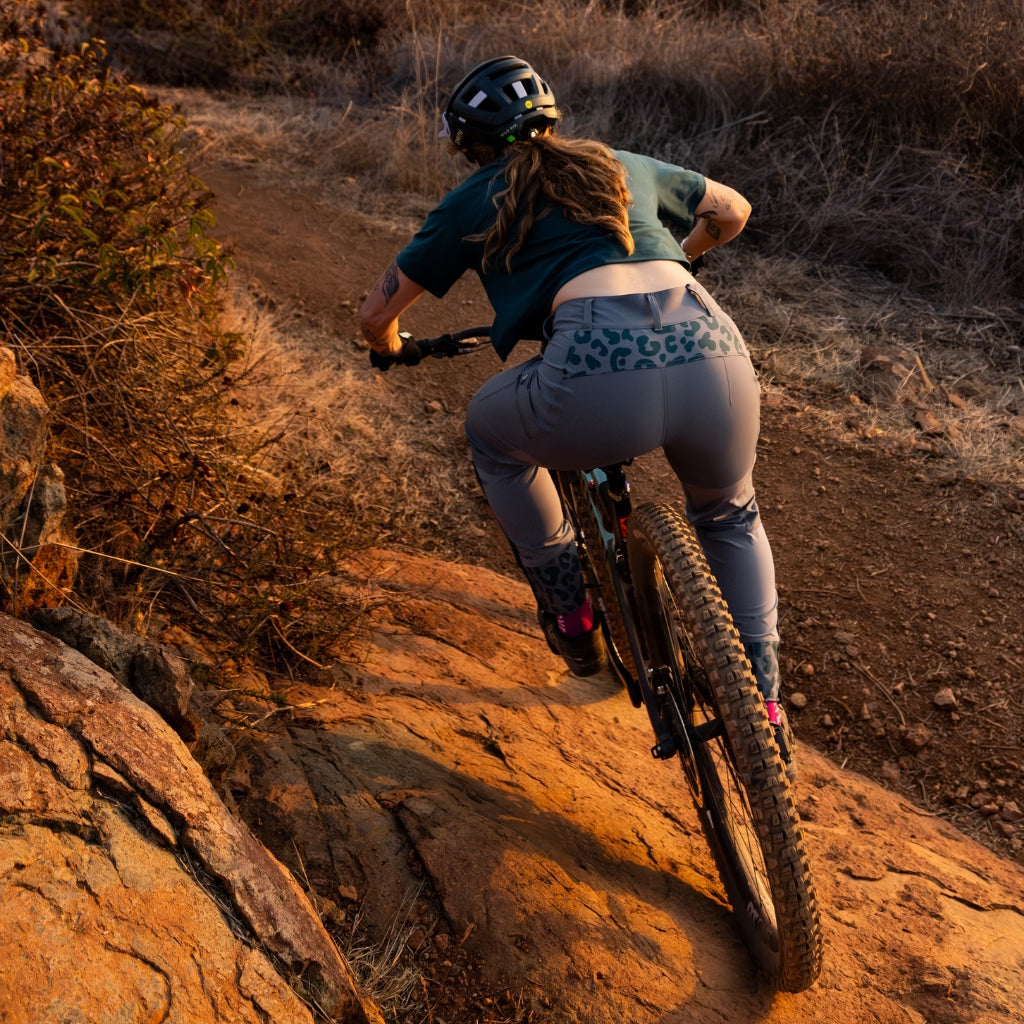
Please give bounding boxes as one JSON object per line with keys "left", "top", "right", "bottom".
{"left": 851, "top": 660, "right": 907, "bottom": 727}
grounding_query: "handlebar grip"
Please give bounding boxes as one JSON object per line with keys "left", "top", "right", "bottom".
{"left": 368, "top": 335, "right": 423, "bottom": 372}
{"left": 400, "top": 337, "right": 422, "bottom": 366}
{"left": 369, "top": 348, "right": 393, "bottom": 372}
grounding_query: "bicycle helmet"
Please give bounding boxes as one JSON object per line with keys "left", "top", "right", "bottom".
{"left": 440, "top": 55, "right": 559, "bottom": 151}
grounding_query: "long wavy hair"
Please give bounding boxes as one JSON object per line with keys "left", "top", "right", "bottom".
{"left": 475, "top": 134, "right": 635, "bottom": 271}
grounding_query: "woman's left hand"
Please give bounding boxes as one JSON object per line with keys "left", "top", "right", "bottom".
{"left": 359, "top": 260, "right": 426, "bottom": 356}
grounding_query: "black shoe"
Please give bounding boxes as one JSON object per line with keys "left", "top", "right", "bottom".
{"left": 539, "top": 612, "right": 607, "bottom": 677}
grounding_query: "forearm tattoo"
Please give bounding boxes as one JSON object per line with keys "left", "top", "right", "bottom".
{"left": 380, "top": 261, "right": 400, "bottom": 304}
{"left": 699, "top": 184, "right": 737, "bottom": 243}
{"left": 699, "top": 209, "right": 723, "bottom": 242}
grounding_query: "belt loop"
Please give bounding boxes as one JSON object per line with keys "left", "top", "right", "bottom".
{"left": 646, "top": 292, "right": 663, "bottom": 330}
{"left": 686, "top": 282, "right": 713, "bottom": 316}
{"left": 583, "top": 297, "right": 593, "bottom": 331}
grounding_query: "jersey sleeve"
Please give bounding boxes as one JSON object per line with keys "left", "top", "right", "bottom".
{"left": 395, "top": 195, "right": 470, "bottom": 297}
{"left": 648, "top": 156, "right": 706, "bottom": 230}
{"left": 616, "top": 150, "right": 707, "bottom": 233}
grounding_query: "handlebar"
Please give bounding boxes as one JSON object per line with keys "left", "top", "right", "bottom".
{"left": 369, "top": 326, "right": 491, "bottom": 372}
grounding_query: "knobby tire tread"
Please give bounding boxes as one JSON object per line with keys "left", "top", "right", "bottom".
{"left": 629, "top": 502, "right": 823, "bottom": 993}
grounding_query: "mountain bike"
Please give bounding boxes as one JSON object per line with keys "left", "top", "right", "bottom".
{"left": 372, "top": 327, "right": 824, "bottom": 993}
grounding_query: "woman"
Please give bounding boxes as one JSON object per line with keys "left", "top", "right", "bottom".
{"left": 360, "top": 56, "right": 792, "bottom": 771}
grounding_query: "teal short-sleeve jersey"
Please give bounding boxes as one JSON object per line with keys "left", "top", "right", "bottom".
{"left": 395, "top": 149, "right": 706, "bottom": 360}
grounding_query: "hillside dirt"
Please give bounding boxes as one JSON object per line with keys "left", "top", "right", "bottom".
{"left": 191, "top": 154, "right": 1024, "bottom": 1022}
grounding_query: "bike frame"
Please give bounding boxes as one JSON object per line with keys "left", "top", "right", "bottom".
{"left": 558, "top": 465, "right": 712, "bottom": 800}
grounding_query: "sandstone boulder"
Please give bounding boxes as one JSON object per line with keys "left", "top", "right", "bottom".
{"left": 0, "top": 613, "right": 381, "bottom": 1024}
{"left": 31, "top": 606, "right": 201, "bottom": 743}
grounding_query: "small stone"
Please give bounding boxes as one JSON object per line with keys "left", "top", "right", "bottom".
{"left": 933, "top": 687, "right": 958, "bottom": 710}
{"left": 970, "top": 791, "right": 995, "bottom": 809}
{"left": 901, "top": 723, "right": 932, "bottom": 753}
{"left": 1000, "top": 800, "right": 1023, "bottom": 823}
{"left": 789, "top": 691, "right": 808, "bottom": 709}
{"left": 912, "top": 407, "right": 944, "bottom": 436}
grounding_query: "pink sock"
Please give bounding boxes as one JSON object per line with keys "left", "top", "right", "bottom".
{"left": 765, "top": 700, "right": 783, "bottom": 725}
{"left": 556, "top": 597, "right": 594, "bottom": 638}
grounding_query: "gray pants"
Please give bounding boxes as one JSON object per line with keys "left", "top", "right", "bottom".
{"left": 465, "top": 282, "right": 779, "bottom": 655}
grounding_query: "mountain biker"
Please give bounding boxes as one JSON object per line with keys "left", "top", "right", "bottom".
{"left": 360, "top": 55, "right": 794, "bottom": 771}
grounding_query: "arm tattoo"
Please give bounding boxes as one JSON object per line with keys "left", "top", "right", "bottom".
{"left": 380, "top": 261, "right": 400, "bottom": 304}
{"left": 697, "top": 208, "right": 723, "bottom": 242}
{"left": 699, "top": 187, "right": 732, "bottom": 242}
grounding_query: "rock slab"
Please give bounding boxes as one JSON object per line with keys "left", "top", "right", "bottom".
{"left": 0, "top": 612, "right": 381, "bottom": 1024}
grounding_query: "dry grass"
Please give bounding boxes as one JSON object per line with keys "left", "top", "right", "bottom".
{"left": 718, "top": 251, "right": 1024, "bottom": 486}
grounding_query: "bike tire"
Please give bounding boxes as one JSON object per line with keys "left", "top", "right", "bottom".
{"left": 557, "top": 470, "right": 642, "bottom": 700}
{"left": 628, "top": 501, "right": 823, "bottom": 993}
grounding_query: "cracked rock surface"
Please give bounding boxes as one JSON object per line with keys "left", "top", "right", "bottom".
{"left": 0, "top": 614, "right": 380, "bottom": 1024}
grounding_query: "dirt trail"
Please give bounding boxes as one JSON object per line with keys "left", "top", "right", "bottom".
{"left": 196, "top": 156, "right": 1024, "bottom": 1023}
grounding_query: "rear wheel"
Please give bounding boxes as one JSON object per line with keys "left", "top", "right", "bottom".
{"left": 628, "top": 502, "right": 823, "bottom": 992}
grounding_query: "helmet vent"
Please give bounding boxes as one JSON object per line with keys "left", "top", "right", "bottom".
{"left": 467, "top": 89, "right": 501, "bottom": 113}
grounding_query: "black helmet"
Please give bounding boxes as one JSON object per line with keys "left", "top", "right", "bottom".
{"left": 441, "top": 55, "right": 559, "bottom": 151}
